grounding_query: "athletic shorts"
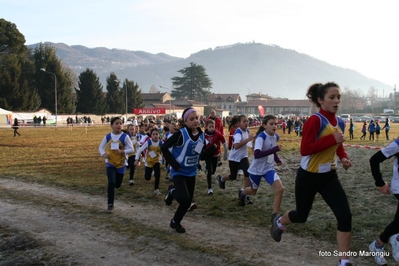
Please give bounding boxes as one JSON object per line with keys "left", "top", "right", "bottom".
{"left": 249, "top": 170, "right": 280, "bottom": 189}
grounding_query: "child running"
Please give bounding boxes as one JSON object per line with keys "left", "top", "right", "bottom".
{"left": 162, "top": 108, "right": 204, "bottom": 233}
{"left": 238, "top": 115, "right": 285, "bottom": 224}
{"left": 274, "top": 82, "right": 353, "bottom": 266}
{"left": 98, "top": 117, "right": 134, "bottom": 213}
{"left": 134, "top": 128, "right": 163, "bottom": 195}
{"left": 360, "top": 121, "right": 367, "bottom": 140}
{"left": 368, "top": 139, "right": 399, "bottom": 265}
{"left": 126, "top": 124, "right": 139, "bottom": 186}
{"left": 217, "top": 115, "right": 254, "bottom": 204}
{"left": 203, "top": 119, "right": 228, "bottom": 195}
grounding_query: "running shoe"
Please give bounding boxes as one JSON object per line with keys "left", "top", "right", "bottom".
{"left": 217, "top": 175, "right": 225, "bottom": 189}
{"left": 368, "top": 240, "right": 387, "bottom": 265}
{"left": 164, "top": 185, "right": 174, "bottom": 206}
{"left": 390, "top": 233, "right": 399, "bottom": 262}
{"left": 207, "top": 188, "right": 213, "bottom": 195}
{"left": 238, "top": 189, "right": 245, "bottom": 206}
{"left": 187, "top": 203, "right": 197, "bottom": 211}
{"left": 170, "top": 219, "right": 186, "bottom": 233}
{"left": 154, "top": 189, "right": 160, "bottom": 195}
{"left": 107, "top": 204, "right": 114, "bottom": 213}
{"left": 245, "top": 195, "right": 253, "bottom": 205}
{"left": 270, "top": 213, "right": 284, "bottom": 242}
{"left": 129, "top": 179, "right": 134, "bottom": 186}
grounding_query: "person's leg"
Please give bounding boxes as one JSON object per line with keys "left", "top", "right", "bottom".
{"left": 319, "top": 172, "right": 352, "bottom": 262}
{"left": 106, "top": 167, "right": 117, "bottom": 206}
{"left": 205, "top": 159, "right": 213, "bottom": 189}
{"left": 115, "top": 172, "right": 124, "bottom": 188}
{"left": 379, "top": 194, "right": 399, "bottom": 243}
{"left": 211, "top": 156, "right": 218, "bottom": 175}
{"left": 172, "top": 175, "right": 195, "bottom": 230}
{"left": 144, "top": 166, "right": 152, "bottom": 181}
{"left": 272, "top": 179, "right": 284, "bottom": 215}
{"left": 128, "top": 156, "right": 135, "bottom": 181}
{"left": 153, "top": 163, "right": 161, "bottom": 190}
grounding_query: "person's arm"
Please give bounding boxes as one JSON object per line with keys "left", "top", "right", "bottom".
{"left": 233, "top": 133, "right": 253, "bottom": 150}
{"left": 300, "top": 116, "right": 337, "bottom": 156}
{"left": 161, "top": 130, "right": 183, "bottom": 171}
{"left": 135, "top": 141, "right": 148, "bottom": 161}
{"left": 123, "top": 135, "right": 134, "bottom": 155}
{"left": 98, "top": 136, "right": 108, "bottom": 157}
{"left": 370, "top": 151, "right": 389, "bottom": 187}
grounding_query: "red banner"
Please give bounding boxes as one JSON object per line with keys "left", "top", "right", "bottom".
{"left": 133, "top": 108, "right": 166, "bottom": 115}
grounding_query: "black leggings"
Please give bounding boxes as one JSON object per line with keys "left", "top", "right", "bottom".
{"left": 228, "top": 158, "right": 249, "bottom": 180}
{"left": 106, "top": 167, "right": 124, "bottom": 205}
{"left": 288, "top": 168, "right": 352, "bottom": 232}
{"left": 205, "top": 156, "right": 218, "bottom": 189}
{"left": 144, "top": 163, "right": 160, "bottom": 190}
{"left": 172, "top": 175, "right": 196, "bottom": 224}
{"left": 379, "top": 194, "right": 399, "bottom": 243}
{"left": 127, "top": 156, "right": 136, "bottom": 180}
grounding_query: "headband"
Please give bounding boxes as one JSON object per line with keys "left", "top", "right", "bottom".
{"left": 183, "top": 108, "right": 196, "bottom": 122}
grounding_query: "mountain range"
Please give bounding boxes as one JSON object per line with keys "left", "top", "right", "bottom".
{"left": 27, "top": 42, "right": 392, "bottom": 100}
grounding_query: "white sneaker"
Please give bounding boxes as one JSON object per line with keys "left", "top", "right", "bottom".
{"left": 390, "top": 234, "right": 399, "bottom": 262}
{"left": 187, "top": 203, "right": 197, "bottom": 211}
{"left": 151, "top": 170, "right": 155, "bottom": 176}
{"left": 207, "top": 188, "right": 213, "bottom": 195}
{"left": 238, "top": 169, "right": 244, "bottom": 176}
{"left": 129, "top": 179, "right": 134, "bottom": 186}
{"left": 369, "top": 240, "right": 387, "bottom": 265}
{"left": 154, "top": 189, "right": 160, "bottom": 195}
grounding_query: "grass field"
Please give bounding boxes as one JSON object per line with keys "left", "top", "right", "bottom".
{"left": 1, "top": 122, "right": 398, "bottom": 254}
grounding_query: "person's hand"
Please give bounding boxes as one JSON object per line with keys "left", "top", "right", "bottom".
{"left": 277, "top": 144, "right": 282, "bottom": 151}
{"left": 276, "top": 162, "right": 282, "bottom": 167}
{"left": 378, "top": 182, "right": 391, "bottom": 194}
{"left": 341, "top": 158, "right": 351, "bottom": 170}
{"left": 102, "top": 153, "right": 109, "bottom": 159}
{"left": 333, "top": 131, "right": 346, "bottom": 144}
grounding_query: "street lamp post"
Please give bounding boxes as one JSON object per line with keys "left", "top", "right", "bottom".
{"left": 40, "top": 68, "right": 57, "bottom": 125}
{"left": 394, "top": 84, "right": 397, "bottom": 115}
{"left": 159, "top": 85, "right": 172, "bottom": 118}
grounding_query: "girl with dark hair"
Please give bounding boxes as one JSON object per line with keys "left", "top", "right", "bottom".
{"left": 368, "top": 142, "right": 399, "bottom": 265}
{"left": 98, "top": 117, "right": 134, "bottom": 213}
{"left": 381, "top": 117, "right": 390, "bottom": 140}
{"left": 217, "top": 115, "right": 254, "bottom": 204}
{"left": 238, "top": 115, "right": 284, "bottom": 224}
{"left": 274, "top": 82, "right": 353, "bottom": 266}
{"left": 135, "top": 127, "right": 163, "bottom": 195}
{"left": 161, "top": 108, "right": 204, "bottom": 233}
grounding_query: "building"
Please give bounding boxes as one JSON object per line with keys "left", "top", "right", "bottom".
{"left": 206, "top": 93, "right": 242, "bottom": 115}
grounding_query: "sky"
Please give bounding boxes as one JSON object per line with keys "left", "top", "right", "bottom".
{"left": 2, "top": 0, "right": 399, "bottom": 96}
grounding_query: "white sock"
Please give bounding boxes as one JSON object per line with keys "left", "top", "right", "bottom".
{"left": 277, "top": 217, "right": 285, "bottom": 230}
{"left": 339, "top": 259, "right": 350, "bottom": 266}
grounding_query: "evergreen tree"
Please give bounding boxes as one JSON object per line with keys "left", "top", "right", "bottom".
{"left": 106, "top": 72, "right": 123, "bottom": 113}
{"left": 122, "top": 79, "right": 144, "bottom": 113}
{"left": 75, "top": 68, "right": 107, "bottom": 114}
{"left": 171, "top": 62, "right": 212, "bottom": 101}
{"left": 33, "top": 43, "right": 75, "bottom": 114}
{"left": 0, "top": 19, "right": 40, "bottom": 111}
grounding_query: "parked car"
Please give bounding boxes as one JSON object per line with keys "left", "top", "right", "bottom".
{"left": 391, "top": 117, "right": 399, "bottom": 123}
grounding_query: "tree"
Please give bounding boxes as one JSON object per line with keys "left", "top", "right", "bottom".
{"left": 171, "top": 62, "right": 212, "bottom": 101}
{"left": 33, "top": 43, "right": 75, "bottom": 114}
{"left": 75, "top": 68, "right": 107, "bottom": 115}
{"left": 0, "top": 19, "right": 40, "bottom": 111}
{"left": 122, "top": 79, "right": 144, "bottom": 113}
{"left": 106, "top": 72, "right": 123, "bottom": 113}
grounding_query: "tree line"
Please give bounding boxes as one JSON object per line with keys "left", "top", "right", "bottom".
{"left": 0, "top": 18, "right": 214, "bottom": 116}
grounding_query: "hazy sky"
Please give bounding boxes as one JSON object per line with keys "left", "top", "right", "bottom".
{"left": 3, "top": 0, "right": 399, "bottom": 94}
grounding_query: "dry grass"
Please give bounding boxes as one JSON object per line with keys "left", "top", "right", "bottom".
{"left": 0, "top": 122, "right": 398, "bottom": 252}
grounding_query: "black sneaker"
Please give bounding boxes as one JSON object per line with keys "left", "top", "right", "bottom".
{"left": 270, "top": 213, "right": 284, "bottom": 242}
{"left": 164, "top": 185, "right": 174, "bottom": 206}
{"left": 107, "top": 204, "right": 114, "bottom": 213}
{"left": 238, "top": 189, "right": 245, "bottom": 206}
{"left": 218, "top": 161, "right": 222, "bottom": 166}
{"left": 218, "top": 175, "right": 225, "bottom": 189}
{"left": 245, "top": 195, "right": 253, "bottom": 205}
{"left": 170, "top": 219, "right": 186, "bottom": 233}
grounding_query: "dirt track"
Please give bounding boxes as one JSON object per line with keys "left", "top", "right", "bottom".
{"left": 0, "top": 177, "right": 379, "bottom": 266}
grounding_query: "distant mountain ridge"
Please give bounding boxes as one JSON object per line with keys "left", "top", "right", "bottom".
{"left": 27, "top": 42, "right": 392, "bottom": 100}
